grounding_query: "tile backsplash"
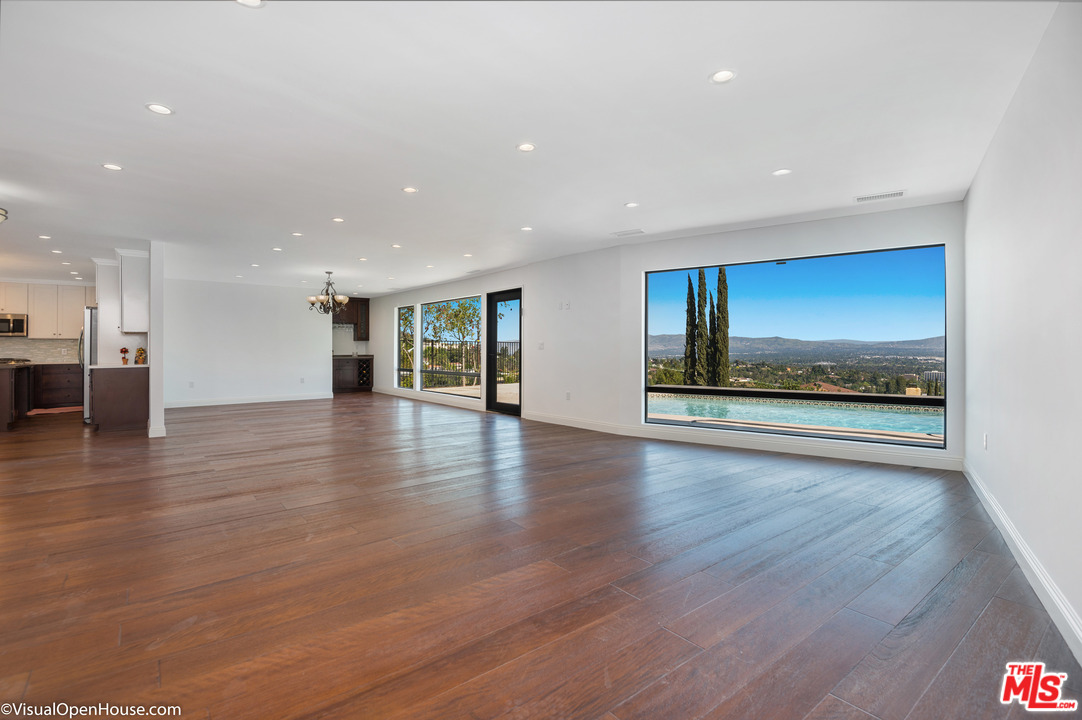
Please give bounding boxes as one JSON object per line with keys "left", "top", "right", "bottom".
{"left": 0, "top": 338, "right": 82, "bottom": 363}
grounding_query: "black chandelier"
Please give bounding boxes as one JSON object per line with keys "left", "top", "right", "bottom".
{"left": 306, "top": 271, "right": 349, "bottom": 315}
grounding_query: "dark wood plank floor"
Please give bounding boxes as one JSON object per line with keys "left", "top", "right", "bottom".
{"left": 1, "top": 393, "right": 1078, "bottom": 719}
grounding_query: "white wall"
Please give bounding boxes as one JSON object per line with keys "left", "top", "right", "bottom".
{"left": 164, "top": 279, "right": 333, "bottom": 407}
{"left": 372, "top": 202, "right": 965, "bottom": 470}
{"left": 963, "top": 3, "right": 1082, "bottom": 660}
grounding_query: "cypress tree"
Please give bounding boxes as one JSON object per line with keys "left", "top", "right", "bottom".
{"left": 717, "top": 266, "right": 730, "bottom": 386}
{"left": 707, "top": 290, "right": 718, "bottom": 386}
{"left": 684, "top": 274, "right": 697, "bottom": 385}
{"left": 694, "top": 268, "right": 709, "bottom": 386}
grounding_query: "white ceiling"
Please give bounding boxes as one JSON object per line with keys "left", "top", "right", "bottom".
{"left": 0, "top": 0, "right": 1056, "bottom": 296}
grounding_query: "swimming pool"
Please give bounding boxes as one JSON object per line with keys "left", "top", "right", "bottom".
{"left": 648, "top": 393, "right": 944, "bottom": 438}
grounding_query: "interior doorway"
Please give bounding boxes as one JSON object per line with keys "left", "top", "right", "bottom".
{"left": 486, "top": 289, "right": 521, "bottom": 415}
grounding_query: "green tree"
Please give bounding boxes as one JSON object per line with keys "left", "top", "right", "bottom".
{"left": 716, "top": 267, "right": 730, "bottom": 386}
{"left": 706, "top": 291, "right": 718, "bottom": 386}
{"left": 693, "top": 268, "right": 709, "bottom": 385}
{"left": 397, "top": 306, "right": 414, "bottom": 388}
{"left": 684, "top": 275, "right": 697, "bottom": 386}
{"left": 423, "top": 297, "right": 482, "bottom": 387}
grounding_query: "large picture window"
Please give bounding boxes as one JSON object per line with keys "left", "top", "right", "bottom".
{"left": 420, "top": 296, "right": 482, "bottom": 398}
{"left": 646, "top": 246, "right": 946, "bottom": 447}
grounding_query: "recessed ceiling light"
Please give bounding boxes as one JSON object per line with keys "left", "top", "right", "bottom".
{"left": 103, "top": 164, "right": 123, "bottom": 171}
{"left": 772, "top": 168, "right": 793, "bottom": 176}
{"left": 463, "top": 253, "right": 473, "bottom": 258}
{"left": 391, "top": 244, "right": 401, "bottom": 248}
{"left": 426, "top": 265, "right": 434, "bottom": 268}
{"left": 38, "top": 235, "right": 51, "bottom": 240}
{"left": 521, "top": 227, "right": 533, "bottom": 232}
{"left": 402, "top": 187, "right": 418, "bottom": 193}
{"left": 69, "top": 271, "right": 78, "bottom": 275}
{"left": 709, "top": 69, "right": 736, "bottom": 84}
{"left": 145, "top": 103, "right": 173, "bottom": 115}
{"left": 517, "top": 143, "right": 536, "bottom": 152}
{"left": 61, "top": 261, "right": 71, "bottom": 265}
{"left": 235, "top": 0, "right": 264, "bottom": 7}
{"left": 74, "top": 277, "right": 82, "bottom": 280}
{"left": 332, "top": 217, "right": 344, "bottom": 223}
{"left": 624, "top": 202, "right": 639, "bottom": 208}
{"left": 358, "top": 257, "right": 367, "bottom": 261}
{"left": 291, "top": 232, "right": 303, "bottom": 237}
{"left": 250, "top": 264, "right": 260, "bottom": 267}
{"left": 51, "top": 250, "right": 62, "bottom": 254}
{"left": 235, "top": 274, "right": 243, "bottom": 278}
{"left": 387, "top": 276, "right": 395, "bottom": 280}
{"left": 272, "top": 247, "right": 282, "bottom": 252}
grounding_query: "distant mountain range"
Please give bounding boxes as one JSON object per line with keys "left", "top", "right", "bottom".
{"left": 648, "top": 334, "right": 945, "bottom": 361}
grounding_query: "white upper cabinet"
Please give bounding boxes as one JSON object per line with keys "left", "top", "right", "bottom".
{"left": 118, "top": 250, "right": 149, "bottom": 333}
{"left": 58, "top": 285, "right": 86, "bottom": 338}
{"left": 0, "top": 282, "right": 28, "bottom": 314}
{"left": 28, "top": 284, "right": 59, "bottom": 338}
{"left": 28, "top": 284, "right": 87, "bottom": 339}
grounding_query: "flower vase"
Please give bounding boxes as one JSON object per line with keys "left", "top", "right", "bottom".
{"left": 122, "top": 357, "right": 129, "bottom": 365}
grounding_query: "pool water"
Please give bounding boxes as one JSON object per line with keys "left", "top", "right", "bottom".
{"left": 648, "top": 393, "right": 944, "bottom": 436}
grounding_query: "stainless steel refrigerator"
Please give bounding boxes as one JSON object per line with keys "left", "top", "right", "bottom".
{"left": 78, "top": 306, "right": 97, "bottom": 423}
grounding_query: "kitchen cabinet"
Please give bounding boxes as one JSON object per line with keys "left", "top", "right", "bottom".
{"left": 34, "top": 363, "right": 83, "bottom": 408}
{"left": 352, "top": 298, "right": 370, "bottom": 341}
{"left": 28, "top": 284, "right": 85, "bottom": 339}
{"left": 0, "top": 365, "right": 33, "bottom": 432}
{"left": 332, "top": 355, "right": 373, "bottom": 393}
{"left": 89, "top": 366, "right": 148, "bottom": 431}
{"left": 335, "top": 298, "right": 369, "bottom": 341}
{"left": 0, "top": 282, "right": 28, "bottom": 313}
{"left": 118, "top": 250, "right": 149, "bottom": 333}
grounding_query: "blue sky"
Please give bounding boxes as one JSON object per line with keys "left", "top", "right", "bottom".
{"left": 647, "top": 246, "right": 946, "bottom": 341}
{"left": 496, "top": 299, "right": 520, "bottom": 341}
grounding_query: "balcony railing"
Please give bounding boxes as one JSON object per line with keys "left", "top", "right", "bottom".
{"left": 421, "top": 340, "right": 481, "bottom": 390}
{"left": 647, "top": 384, "right": 944, "bottom": 407}
{"left": 493, "top": 341, "right": 520, "bottom": 383}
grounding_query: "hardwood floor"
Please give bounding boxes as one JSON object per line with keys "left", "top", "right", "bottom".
{"left": 1, "top": 393, "right": 1078, "bottom": 719}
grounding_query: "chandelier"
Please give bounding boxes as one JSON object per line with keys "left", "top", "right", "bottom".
{"left": 307, "top": 271, "right": 350, "bottom": 315}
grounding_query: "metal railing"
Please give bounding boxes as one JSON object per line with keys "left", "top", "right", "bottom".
{"left": 647, "top": 384, "right": 944, "bottom": 407}
{"left": 493, "top": 341, "right": 520, "bottom": 383}
{"left": 421, "top": 340, "right": 481, "bottom": 389}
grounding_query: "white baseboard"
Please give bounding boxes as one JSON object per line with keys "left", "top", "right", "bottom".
{"left": 164, "top": 392, "right": 333, "bottom": 408}
{"left": 147, "top": 424, "right": 167, "bottom": 438}
{"left": 964, "top": 462, "right": 1082, "bottom": 663}
{"left": 373, "top": 386, "right": 484, "bottom": 411}
{"left": 523, "top": 410, "right": 964, "bottom": 471}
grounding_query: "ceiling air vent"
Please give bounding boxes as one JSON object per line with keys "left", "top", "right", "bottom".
{"left": 855, "top": 190, "right": 905, "bottom": 203}
{"left": 611, "top": 228, "right": 645, "bottom": 238}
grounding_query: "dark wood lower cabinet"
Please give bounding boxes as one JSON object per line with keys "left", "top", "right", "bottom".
{"left": 34, "top": 363, "right": 83, "bottom": 408}
{"left": 89, "top": 366, "right": 149, "bottom": 431}
{"left": 0, "top": 366, "right": 33, "bottom": 431}
{"left": 332, "top": 355, "right": 373, "bottom": 393}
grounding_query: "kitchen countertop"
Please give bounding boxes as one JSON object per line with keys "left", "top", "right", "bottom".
{"left": 89, "top": 364, "right": 150, "bottom": 369}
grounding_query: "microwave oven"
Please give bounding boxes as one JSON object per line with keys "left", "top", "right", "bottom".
{"left": 0, "top": 314, "right": 28, "bottom": 337}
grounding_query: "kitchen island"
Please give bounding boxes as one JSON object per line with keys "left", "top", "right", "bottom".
{"left": 0, "top": 361, "right": 34, "bottom": 431}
